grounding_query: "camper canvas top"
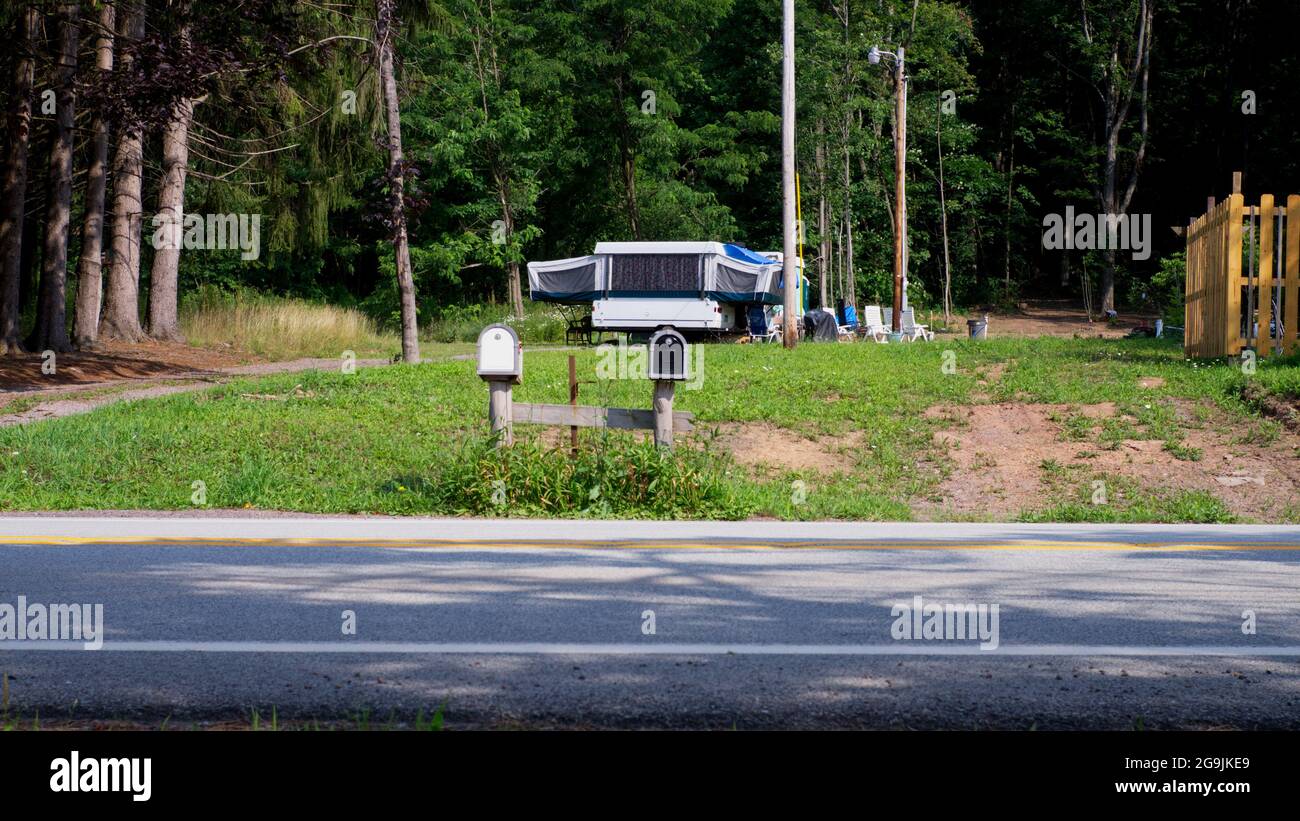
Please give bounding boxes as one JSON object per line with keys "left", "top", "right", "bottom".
{"left": 527, "top": 241, "right": 786, "bottom": 306}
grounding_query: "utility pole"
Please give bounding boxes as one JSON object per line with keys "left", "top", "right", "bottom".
{"left": 870, "top": 42, "right": 908, "bottom": 333}
{"left": 781, "top": 0, "right": 798, "bottom": 348}
{"left": 937, "top": 91, "right": 951, "bottom": 327}
{"left": 892, "top": 46, "right": 907, "bottom": 332}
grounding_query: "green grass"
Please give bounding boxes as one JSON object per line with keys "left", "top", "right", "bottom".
{"left": 1, "top": 336, "right": 1295, "bottom": 521}
{"left": 1027, "top": 467, "right": 1236, "bottom": 523}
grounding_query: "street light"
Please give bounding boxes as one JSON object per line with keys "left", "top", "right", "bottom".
{"left": 870, "top": 44, "right": 907, "bottom": 333}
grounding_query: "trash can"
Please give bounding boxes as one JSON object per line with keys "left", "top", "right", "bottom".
{"left": 967, "top": 315, "right": 988, "bottom": 339}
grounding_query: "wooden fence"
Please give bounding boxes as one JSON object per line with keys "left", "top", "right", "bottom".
{"left": 1185, "top": 191, "right": 1300, "bottom": 358}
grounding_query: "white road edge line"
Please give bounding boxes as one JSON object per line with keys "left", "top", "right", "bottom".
{"left": 3, "top": 641, "right": 1300, "bottom": 656}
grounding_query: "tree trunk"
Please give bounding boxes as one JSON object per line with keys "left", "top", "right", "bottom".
{"left": 494, "top": 180, "right": 525, "bottom": 319}
{"left": 376, "top": 0, "right": 420, "bottom": 363}
{"left": 1100, "top": 246, "right": 1117, "bottom": 315}
{"left": 99, "top": 0, "right": 148, "bottom": 342}
{"left": 0, "top": 5, "right": 39, "bottom": 356}
{"left": 620, "top": 135, "right": 642, "bottom": 241}
{"left": 506, "top": 260, "right": 525, "bottom": 319}
{"left": 1099, "top": 105, "right": 1118, "bottom": 315}
{"left": 147, "top": 89, "right": 193, "bottom": 341}
{"left": 30, "top": 2, "right": 81, "bottom": 354}
{"left": 147, "top": 3, "right": 192, "bottom": 342}
{"left": 827, "top": 201, "right": 837, "bottom": 305}
{"left": 837, "top": 218, "right": 846, "bottom": 301}
{"left": 1090, "top": 0, "right": 1152, "bottom": 316}
{"left": 831, "top": 0, "right": 855, "bottom": 311}
{"left": 815, "top": 120, "right": 828, "bottom": 309}
{"left": 840, "top": 68, "right": 856, "bottom": 308}
{"left": 1003, "top": 105, "right": 1015, "bottom": 300}
{"left": 73, "top": 0, "right": 114, "bottom": 348}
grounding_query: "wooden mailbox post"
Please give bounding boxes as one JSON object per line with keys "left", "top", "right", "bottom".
{"left": 648, "top": 328, "right": 690, "bottom": 449}
{"left": 477, "top": 323, "right": 522, "bottom": 446}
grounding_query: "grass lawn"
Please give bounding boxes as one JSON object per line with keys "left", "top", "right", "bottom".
{"left": 1, "top": 336, "right": 1296, "bottom": 522}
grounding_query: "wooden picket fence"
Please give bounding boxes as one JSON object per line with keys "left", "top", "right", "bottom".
{"left": 1185, "top": 191, "right": 1300, "bottom": 358}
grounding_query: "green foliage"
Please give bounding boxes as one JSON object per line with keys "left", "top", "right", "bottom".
{"left": 146, "top": 0, "right": 1294, "bottom": 323}
{"left": 1138, "top": 250, "right": 1190, "bottom": 323}
{"left": 38, "top": 0, "right": 1294, "bottom": 332}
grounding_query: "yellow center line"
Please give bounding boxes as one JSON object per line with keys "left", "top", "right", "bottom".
{"left": 1, "top": 535, "right": 1299, "bottom": 551}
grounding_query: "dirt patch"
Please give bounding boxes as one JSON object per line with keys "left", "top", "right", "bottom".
{"left": 0, "top": 340, "right": 255, "bottom": 394}
{"left": 1138, "top": 376, "right": 1166, "bottom": 389}
{"left": 924, "top": 404, "right": 1081, "bottom": 516}
{"left": 970, "top": 301, "right": 1157, "bottom": 339}
{"left": 1177, "top": 421, "right": 1300, "bottom": 518}
{"left": 977, "top": 362, "right": 1007, "bottom": 384}
{"left": 711, "top": 422, "right": 861, "bottom": 476}
{"left": 1242, "top": 383, "right": 1300, "bottom": 433}
{"left": 511, "top": 421, "right": 862, "bottom": 477}
{"left": 923, "top": 401, "right": 1114, "bottom": 424}
{"left": 1076, "top": 402, "right": 1117, "bottom": 418}
{"left": 919, "top": 401, "right": 1300, "bottom": 521}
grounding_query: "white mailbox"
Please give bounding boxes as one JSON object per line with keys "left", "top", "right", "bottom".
{"left": 648, "top": 327, "right": 690, "bottom": 381}
{"left": 477, "top": 323, "right": 522, "bottom": 382}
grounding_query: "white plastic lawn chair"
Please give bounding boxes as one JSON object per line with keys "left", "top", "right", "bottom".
{"left": 859, "top": 305, "right": 890, "bottom": 343}
{"left": 901, "top": 307, "right": 933, "bottom": 342}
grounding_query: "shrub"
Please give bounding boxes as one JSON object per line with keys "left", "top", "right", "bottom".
{"left": 404, "top": 435, "right": 753, "bottom": 519}
{"left": 424, "top": 301, "right": 567, "bottom": 344}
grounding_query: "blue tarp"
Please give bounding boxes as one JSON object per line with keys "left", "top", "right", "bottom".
{"left": 722, "top": 244, "right": 777, "bottom": 266}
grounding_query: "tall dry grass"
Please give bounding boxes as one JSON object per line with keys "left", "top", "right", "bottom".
{"left": 180, "top": 287, "right": 397, "bottom": 360}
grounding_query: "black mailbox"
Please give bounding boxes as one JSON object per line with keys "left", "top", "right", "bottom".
{"left": 648, "top": 327, "right": 690, "bottom": 381}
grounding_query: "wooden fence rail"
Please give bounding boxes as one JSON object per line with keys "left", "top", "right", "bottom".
{"left": 1185, "top": 191, "right": 1300, "bottom": 358}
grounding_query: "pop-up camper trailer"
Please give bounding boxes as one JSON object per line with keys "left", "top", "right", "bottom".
{"left": 527, "top": 241, "right": 805, "bottom": 334}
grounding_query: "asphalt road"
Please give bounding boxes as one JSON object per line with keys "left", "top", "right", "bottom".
{"left": 2, "top": 516, "right": 1299, "bottom": 729}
